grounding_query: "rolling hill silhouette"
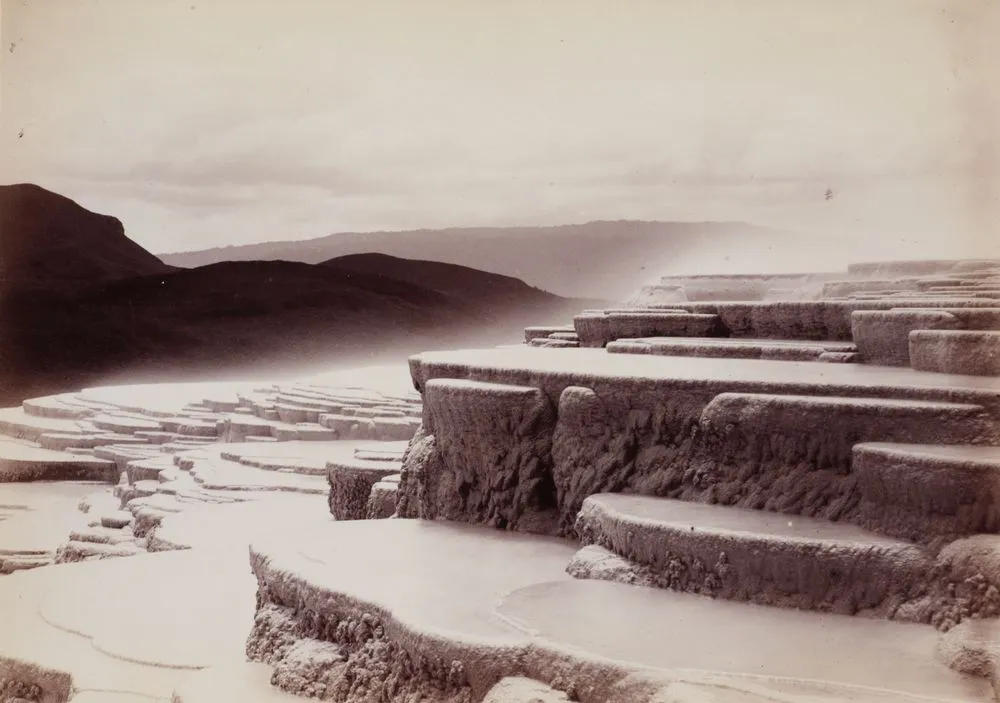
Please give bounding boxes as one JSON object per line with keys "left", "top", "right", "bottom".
{"left": 0, "top": 185, "right": 598, "bottom": 405}
{"left": 161, "top": 220, "right": 799, "bottom": 299}
{"left": 322, "top": 252, "right": 550, "bottom": 302}
{"left": 0, "top": 183, "right": 174, "bottom": 287}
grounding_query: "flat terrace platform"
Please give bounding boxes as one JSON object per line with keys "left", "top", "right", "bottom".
{"left": 410, "top": 346, "right": 1000, "bottom": 408}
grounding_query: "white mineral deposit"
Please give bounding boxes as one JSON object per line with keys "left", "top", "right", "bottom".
{"left": 4, "top": 2, "right": 999, "bottom": 701}
{"left": 1, "top": 256, "right": 999, "bottom": 702}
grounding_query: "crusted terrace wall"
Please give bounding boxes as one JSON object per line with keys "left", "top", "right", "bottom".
{"left": 853, "top": 308, "right": 1000, "bottom": 367}
{"left": 244, "top": 542, "right": 712, "bottom": 703}
{"left": 911, "top": 331, "right": 1000, "bottom": 377}
{"left": 595, "top": 299, "right": 999, "bottom": 345}
{"left": 403, "top": 356, "right": 1000, "bottom": 538}
{"left": 417, "top": 379, "right": 559, "bottom": 533}
{"left": 549, "top": 387, "right": 994, "bottom": 535}
{"left": 549, "top": 383, "right": 710, "bottom": 534}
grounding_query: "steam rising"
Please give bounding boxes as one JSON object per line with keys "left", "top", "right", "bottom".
{"left": 640, "top": 224, "right": 999, "bottom": 287}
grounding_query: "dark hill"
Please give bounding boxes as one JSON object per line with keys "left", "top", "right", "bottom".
{"left": 0, "top": 183, "right": 173, "bottom": 288}
{"left": 161, "top": 220, "right": 799, "bottom": 299}
{"left": 0, "top": 187, "right": 601, "bottom": 405}
{"left": 321, "top": 252, "right": 549, "bottom": 302}
{"left": 88, "top": 259, "right": 452, "bottom": 315}
{"left": 2, "top": 255, "right": 594, "bottom": 405}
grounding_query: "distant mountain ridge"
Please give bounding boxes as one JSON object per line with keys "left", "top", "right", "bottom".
{"left": 161, "top": 220, "right": 798, "bottom": 299}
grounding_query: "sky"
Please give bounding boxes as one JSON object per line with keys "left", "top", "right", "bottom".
{"left": 1, "top": 0, "right": 998, "bottom": 260}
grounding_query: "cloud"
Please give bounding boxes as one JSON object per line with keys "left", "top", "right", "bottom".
{"left": 2, "top": 0, "right": 997, "bottom": 257}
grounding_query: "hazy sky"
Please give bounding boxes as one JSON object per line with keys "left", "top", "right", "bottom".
{"left": 2, "top": 0, "right": 998, "bottom": 258}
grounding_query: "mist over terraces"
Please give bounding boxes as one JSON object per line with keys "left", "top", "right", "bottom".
{"left": 160, "top": 220, "right": 804, "bottom": 301}
{"left": 0, "top": 185, "right": 598, "bottom": 407}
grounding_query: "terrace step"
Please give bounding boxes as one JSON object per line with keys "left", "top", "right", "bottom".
{"left": 524, "top": 325, "right": 576, "bottom": 343}
{"left": 327, "top": 454, "right": 402, "bottom": 520}
{"left": 91, "top": 414, "right": 165, "bottom": 434}
{"left": 656, "top": 273, "right": 834, "bottom": 297}
{"left": 245, "top": 519, "right": 989, "bottom": 702}
{"left": 175, "top": 419, "right": 222, "bottom": 438}
{"left": 818, "top": 351, "right": 859, "bottom": 363}
{"left": 132, "top": 430, "right": 184, "bottom": 444}
{"left": 0, "top": 407, "right": 96, "bottom": 442}
{"left": 222, "top": 415, "right": 277, "bottom": 441}
{"left": 572, "top": 494, "right": 930, "bottom": 620}
{"left": 126, "top": 479, "right": 166, "bottom": 500}
{"left": 700, "top": 392, "right": 996, "bottom": 447}
{"left": 938, "top": 618, "right": 1000, "bottom": 698}
{"left": 408, "top": 347, "right": 1000, "bottom": 418}
{"left": 55, "top": 539, "right": 142, "bottom": 563}
{"left": 574, "top": 311, "right": 723, "bottom": 347}
{"left": 21, "top": 394, "right": 95, "bottom": 419}
{"left": 64, "top": 447, "right": 98, "bottom": 456}
{"left": 704, "top": 299, "right": 1000, "bottom": 342}
{"left": 0, "top": 549, "right": 259, "bottom": 702}
{"left": 420, "top": 378, "right": 559, "bottom": 532}
{"left": 1, "top": 484, "right": 107, "bottom": 570}
{"left": 36, "top": 432, "right": 151, "bottom": 451}
{"left": 124, "top": 455, "right": 177, "bottom": 483}
{"left": 273, "top": 403, "right": 323, "bottom": 424}
{"left": 183, "top": 446, "right": 330, "bottom": 495}
{"left": 528, "top": 337, "right": 580, "bottom": 348}
{"left": 852, "top": 309, "right": 963, "bottom": 366}
{"left": 409, "top": 347, "right": 1000, "bottom": 532}
{"left": 354, "top": 447, "right": 405, "bottom": 462}
{"left": 159, "top": 440, "right": 217, "bottom": 453}
{"left": 917, "top": 278, "right": 967, "bottom": 291}
{"left": 370, "top": 406, "right": 410, "bottom": 418}
{"left": 629, "top": 283, "right": 690, "bottom": 304}
{"left": 529, "top": 337, "right": 580, "bottom": 348}
{"left": 235, "top": 454, "right": 329, "bottom": 476}
{"left": 910, "top": 330, "right": 1000, "bottom": 377}
{"left": 0, "top": 552, "right": 52, "bottom": 573}
{"left": 317, "top": 413, "right": 421, "bottom": 441}
{"left": 607, "top": 337, "right": 855, "bottom": 361}
{"left": 92, "top": 444, "right": 162, "bottom": 470}
{"left": 199, "top": 396, "right": 241, "bottom": 413}
{"left": 73, "top": 383, "right": 247, "bottom": 418}
{"left": 128, "top": 498, "right": 184, "bottom": 538}
{"left": 852, "top": 308, "right": 1000, "bottom": 367}
{"left": 100, "top": 512, "right": 134, "bottom": 529}
{"left": 821, "top": 278, "right": 919, "bottom": 298}
{"left": 854, "top": 443, "right": 1000, "bottom": 542}
{"left": 366, "top": 473, "right": 401, "bottom": 519}
{"left": 272, "top": 394, "right": 337, "bottom": 412}
{"left": 271, "top": 423, "right": 338, "bottom": 442}
{"left": 571, "top": 494, "right": 1000, "bottom": 629}
{"left": 68, "top": 526, "right": 135, "bottom": 545}
{"left": 848, "top": 259, "right": 1000, "bottom": 277}
{"left": 158, "top": 416, "right": 217, "bottom": 434}
{"left": 0, "top": 441, "right": 117, "bottom": 482}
